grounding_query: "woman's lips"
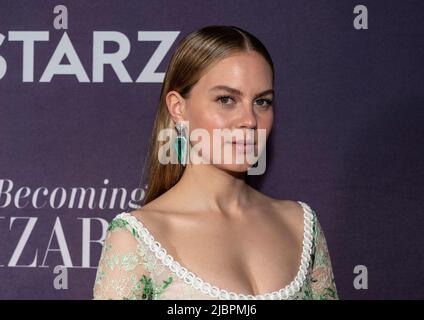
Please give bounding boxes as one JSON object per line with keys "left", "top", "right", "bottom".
{"left": 226, "top": 141, "right": 256, "bottom": 152}
{"left": 228, "top": 140, "right": 256, "bottom": 145}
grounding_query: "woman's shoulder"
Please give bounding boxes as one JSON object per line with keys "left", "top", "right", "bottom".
{"left": 258, "top": 194, "right": 318, "bottom": 243}
{"left": 104, "top": 198, "right": 170, "bottom": 238}
{"left": 255, "top": 190, "right": 314, "bottom": 221}
{"left": 126, "top": 202, "right": 174, "bottom": 232}
{"left": 246, "top": 186, "right": 312, "bottom": 213}
{"left": 119, "top": 202, "right": 179, "bottom": 248}
{"left": 98, "top": 211, "right": 147, "bottom": 258}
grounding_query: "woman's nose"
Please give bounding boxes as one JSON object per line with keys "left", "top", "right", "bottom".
{"left": 237, "top": 104, "right": 257, "bottom": 129}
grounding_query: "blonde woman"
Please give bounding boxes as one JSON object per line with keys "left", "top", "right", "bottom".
{"left": 93, "top": 25, "right": 339, "bottom": 300}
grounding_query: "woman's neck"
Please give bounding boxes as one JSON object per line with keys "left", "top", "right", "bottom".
{"left": 173, "top": 163, "right": 255, "bottom": 217}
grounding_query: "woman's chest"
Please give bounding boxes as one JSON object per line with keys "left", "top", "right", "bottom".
{"left": 155, "top": 215, "right": 304, "bottom": 296}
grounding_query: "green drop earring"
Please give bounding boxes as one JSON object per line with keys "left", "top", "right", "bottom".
{"left": 174, "top": 122, "right": 188, "bottom": 166}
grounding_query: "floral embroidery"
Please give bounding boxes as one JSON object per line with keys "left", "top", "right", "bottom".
{"left": 107, "top": 218, "right": 129, "bottom": 231}
{"left": 307, "top": 210, "right": 339, "bottom": 300}
{"left": 93, "top": 216, "right": 175, "bottom": 300}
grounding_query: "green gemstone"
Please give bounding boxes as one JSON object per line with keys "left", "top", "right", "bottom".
{"left": 174, "top": 136, "right": 187, "bottom": 164}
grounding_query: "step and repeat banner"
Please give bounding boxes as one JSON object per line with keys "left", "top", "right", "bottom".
{"left": 1, "top": 1, "right": 423, "bottom": 299}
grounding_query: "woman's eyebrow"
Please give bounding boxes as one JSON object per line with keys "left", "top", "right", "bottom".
{"left": 209, "top": 85, "right": 274, "bottom": 99}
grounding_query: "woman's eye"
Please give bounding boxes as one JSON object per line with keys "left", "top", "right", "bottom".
{"left": 216, "top": 95, "right": 235, "bottom": 106}
{"left": 215, "top": 96, "right": 273, "bottom": 109}
{"left": 255, "top": 98, "right": 273, "bottom": 108}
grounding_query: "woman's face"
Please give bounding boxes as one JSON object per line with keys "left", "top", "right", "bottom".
{"left": 168, "top": 51, "right": 274, "bottom": 173}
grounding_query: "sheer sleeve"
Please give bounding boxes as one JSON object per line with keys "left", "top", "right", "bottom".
{"left": 92, "top": 217, "right": 152, "bottom": 300}
{"left": 309, "top": 212, "right": 339, "bottom": 300}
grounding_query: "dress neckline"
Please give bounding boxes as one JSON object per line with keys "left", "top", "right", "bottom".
{"left": 117, "top": 200, "right": 315, "bottom": 300}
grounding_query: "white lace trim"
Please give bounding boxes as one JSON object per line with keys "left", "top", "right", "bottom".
{"left": 116, "top": 200, "right": 315, "bottom": 300}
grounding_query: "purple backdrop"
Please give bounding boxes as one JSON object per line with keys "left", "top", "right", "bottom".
{"left": 0, "top": 0, "right": 423, "bottom": 299}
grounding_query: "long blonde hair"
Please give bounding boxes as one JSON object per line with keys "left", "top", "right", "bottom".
{"left": 141, "top": 25, "right": 275, "bottom": 205}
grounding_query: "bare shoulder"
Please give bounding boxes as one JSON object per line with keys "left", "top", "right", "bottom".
{"left": 129, "top": 205, "right": 157, "bottom": 222}
{"left": 274, "top": 198, "right": 305, "bottom": 220}
{"left": 257, "top": 193, "right": 306, "bottom": 235}
{"left": 127, "top": 201, "right": 174, "bottom": 237}
{"left": 248, "top": 187, "right": 302, "bottom": 218}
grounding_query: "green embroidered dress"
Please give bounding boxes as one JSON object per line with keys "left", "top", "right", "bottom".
{"left": 93, "top": 201, "right": 339, "bottom": 300}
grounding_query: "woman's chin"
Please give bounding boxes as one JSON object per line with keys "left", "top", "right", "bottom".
{"left": 214, "top": 162, "right": 256, "bottom": 173}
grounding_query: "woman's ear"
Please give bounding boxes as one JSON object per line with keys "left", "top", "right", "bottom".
{"left": 166, "top": 90, "right": 186, "bottom": 123}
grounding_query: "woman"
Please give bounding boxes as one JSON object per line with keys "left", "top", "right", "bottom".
{"left": 92, "top": 25, "right": 339, "bottom": 300}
